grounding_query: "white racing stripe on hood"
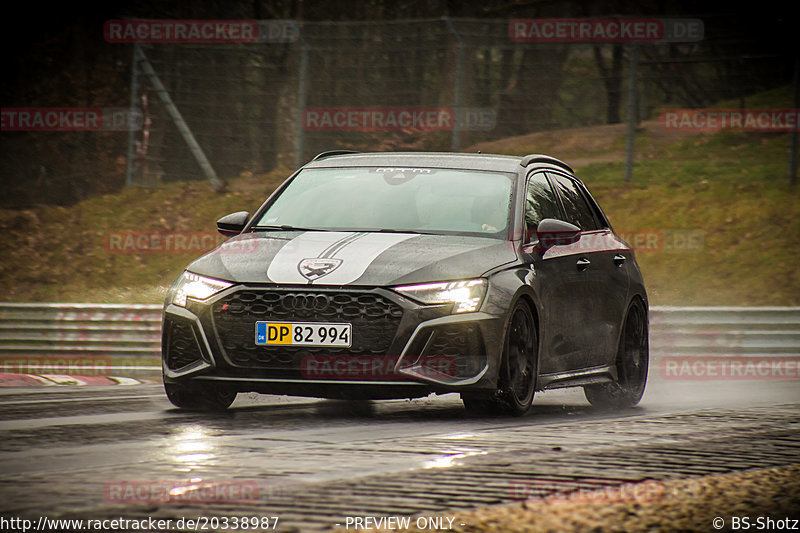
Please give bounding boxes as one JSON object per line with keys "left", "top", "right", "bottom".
{"left": 266, "top": 231, "right": 417, "bottom": 285}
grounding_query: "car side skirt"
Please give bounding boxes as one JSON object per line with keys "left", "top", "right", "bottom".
{"left": 537, "top": 364, "right": 617, "bottom": 390}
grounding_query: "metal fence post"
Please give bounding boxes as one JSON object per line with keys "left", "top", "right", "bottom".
{"left": 135, "top": 47, "right": 224, "bottom": 191}
{"left": 624, "top": 44, "right": 639, "bottom": 183}
{"left": 295, "top": 36, "right": 309, "bottom": 169}
{"left": 444, "top": 17, "right": 464, "bottom": 152}
{"left": 125, "top": 44, "right": 141, "bottom": 188}
{"left": 789, "top": 54, "right": 798, "bottom": 186}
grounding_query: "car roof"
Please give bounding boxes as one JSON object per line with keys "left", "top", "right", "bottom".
{"left": 303, "top": 151, "right": 574, "bottom": 175}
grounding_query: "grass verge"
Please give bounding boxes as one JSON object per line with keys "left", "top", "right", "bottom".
{"left": 361, "top": 465, "right": 800, "bottom": 533}
{"left": 0, "top": 114, "right": 798, "bottom": 305}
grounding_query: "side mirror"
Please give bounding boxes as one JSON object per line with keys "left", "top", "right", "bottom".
{"left": 535, "top": 218, "right": 581, "bottom": 249}
{"left": 217, "top": 211, "right": 249, "bottom": 237}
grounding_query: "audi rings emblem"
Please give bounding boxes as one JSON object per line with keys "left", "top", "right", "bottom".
{"left": 284, "top": 293, "right": 329, "bottom": 311}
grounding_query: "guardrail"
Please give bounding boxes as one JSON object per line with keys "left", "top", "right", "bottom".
{"left": 0, "top": 304, "right": 798, "bottom": 364}
{"left": 649, "top": 306, "right": 800, "bottom": 356}
{"left": 0, "top": 303, "right": 161, "bottom": 359}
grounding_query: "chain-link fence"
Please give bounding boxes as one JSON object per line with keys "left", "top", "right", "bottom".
{"left": 3, "top": 16, "right": 795, "bottom": 199}
{"left": 126, "top": 17, "right": 794, "bottom": 189}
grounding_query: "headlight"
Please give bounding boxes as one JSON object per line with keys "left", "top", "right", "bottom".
{"left": 172, "top": 272, "right": 233, "bottom": 307}
{"left": 394, "top": 279, "right": 487, "bottom": 313}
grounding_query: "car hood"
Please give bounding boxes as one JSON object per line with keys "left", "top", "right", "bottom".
{"left": 186, "top": 230, "right": 518, "bottom": 286}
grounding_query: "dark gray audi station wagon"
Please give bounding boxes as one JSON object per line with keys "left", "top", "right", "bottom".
{"left": 162, "top": 151, "right": 648, "bottom": 415}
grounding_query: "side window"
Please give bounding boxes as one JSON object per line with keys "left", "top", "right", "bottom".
{"left": 551, "top": 174, "right": 599, "bottom": 231}
{"left": 525, "top": 172, "right": 562, "bottom": 239}
{"left": 576, "top": 182, "right": 608, "bottom": 229}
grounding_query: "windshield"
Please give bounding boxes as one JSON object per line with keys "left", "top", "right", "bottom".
{"left": 254, "top": 167, "right": 515, "bottom": 238}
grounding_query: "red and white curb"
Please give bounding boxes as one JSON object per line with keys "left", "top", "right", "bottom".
{"left": 0, "top": 373, "right": 151, "bottom": 387}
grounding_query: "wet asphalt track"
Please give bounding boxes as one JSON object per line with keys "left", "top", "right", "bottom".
{"left": 0, "top": 367, "right": 798, "bottom": 531}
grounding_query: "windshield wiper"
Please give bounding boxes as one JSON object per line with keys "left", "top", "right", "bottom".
{"left": 375, "top": 228, "right": 436, "bottom": 235}
{"left": 252, "top": 225, "right": 436, "bottom": 235}
{"left": 251, "top": 225, "right": 328, "bottom": 232}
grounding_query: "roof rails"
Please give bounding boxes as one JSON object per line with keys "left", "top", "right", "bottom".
{"left": 312, "top": 150, "right": 360, "bottom": 161}
{"left": 519, "top": 154, "right": 573, "bottom": 173}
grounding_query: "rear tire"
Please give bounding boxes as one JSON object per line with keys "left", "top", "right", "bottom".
{"left": 584, "top": 299, "right": 648, "bottom": 409}
{"left": 462, "top": 300, "right": 538, "bottom": 416}
{"left": 164, "top": 381, "right": 236, "bottom": 411}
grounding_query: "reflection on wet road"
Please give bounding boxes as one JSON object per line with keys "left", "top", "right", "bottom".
{"left": 0, "top": 375, "right": 798, "bottom": 530}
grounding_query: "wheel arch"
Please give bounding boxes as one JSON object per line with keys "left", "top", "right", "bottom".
{"left": 613, "top": 291, "right": 649, "bottom": 355}
{"left": 496, "top": 284, "right": 542, "bottom": 390}
{"left": 515, "top": 291, "right": 541, "bottom": 391}
{"left": 482, "top": 267, "right": 544, "bottom": 389}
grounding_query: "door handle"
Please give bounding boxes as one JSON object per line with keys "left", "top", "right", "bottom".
{"left": 613, "top": 254, "right": 627, "bottom": 267}
{"left": 576, "top": 257, "right": 591, "bottom": 271}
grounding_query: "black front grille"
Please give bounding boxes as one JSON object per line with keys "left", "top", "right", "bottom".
{"left": 165, "top": 321, "right": 204, "bottom": 371}
{"left": 212, "top": 289, "right": 403, "bottom": 370}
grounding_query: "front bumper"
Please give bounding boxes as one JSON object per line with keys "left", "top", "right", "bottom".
{"left": 162, "top": 284, "right": 505, "bottom": 396}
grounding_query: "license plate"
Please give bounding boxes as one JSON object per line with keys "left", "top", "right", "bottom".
{"left": 255, "top": 322, "right": 352, "bottom": 347}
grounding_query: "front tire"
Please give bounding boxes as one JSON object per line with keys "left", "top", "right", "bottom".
{"left": 463, "top": 300, "right": 538, "bottom": 416}
{"left": 164, "top": 380, "right": 236, "bottom": 411}
{"left": 584, "top": 299, "right": 648, "bottom": 409}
